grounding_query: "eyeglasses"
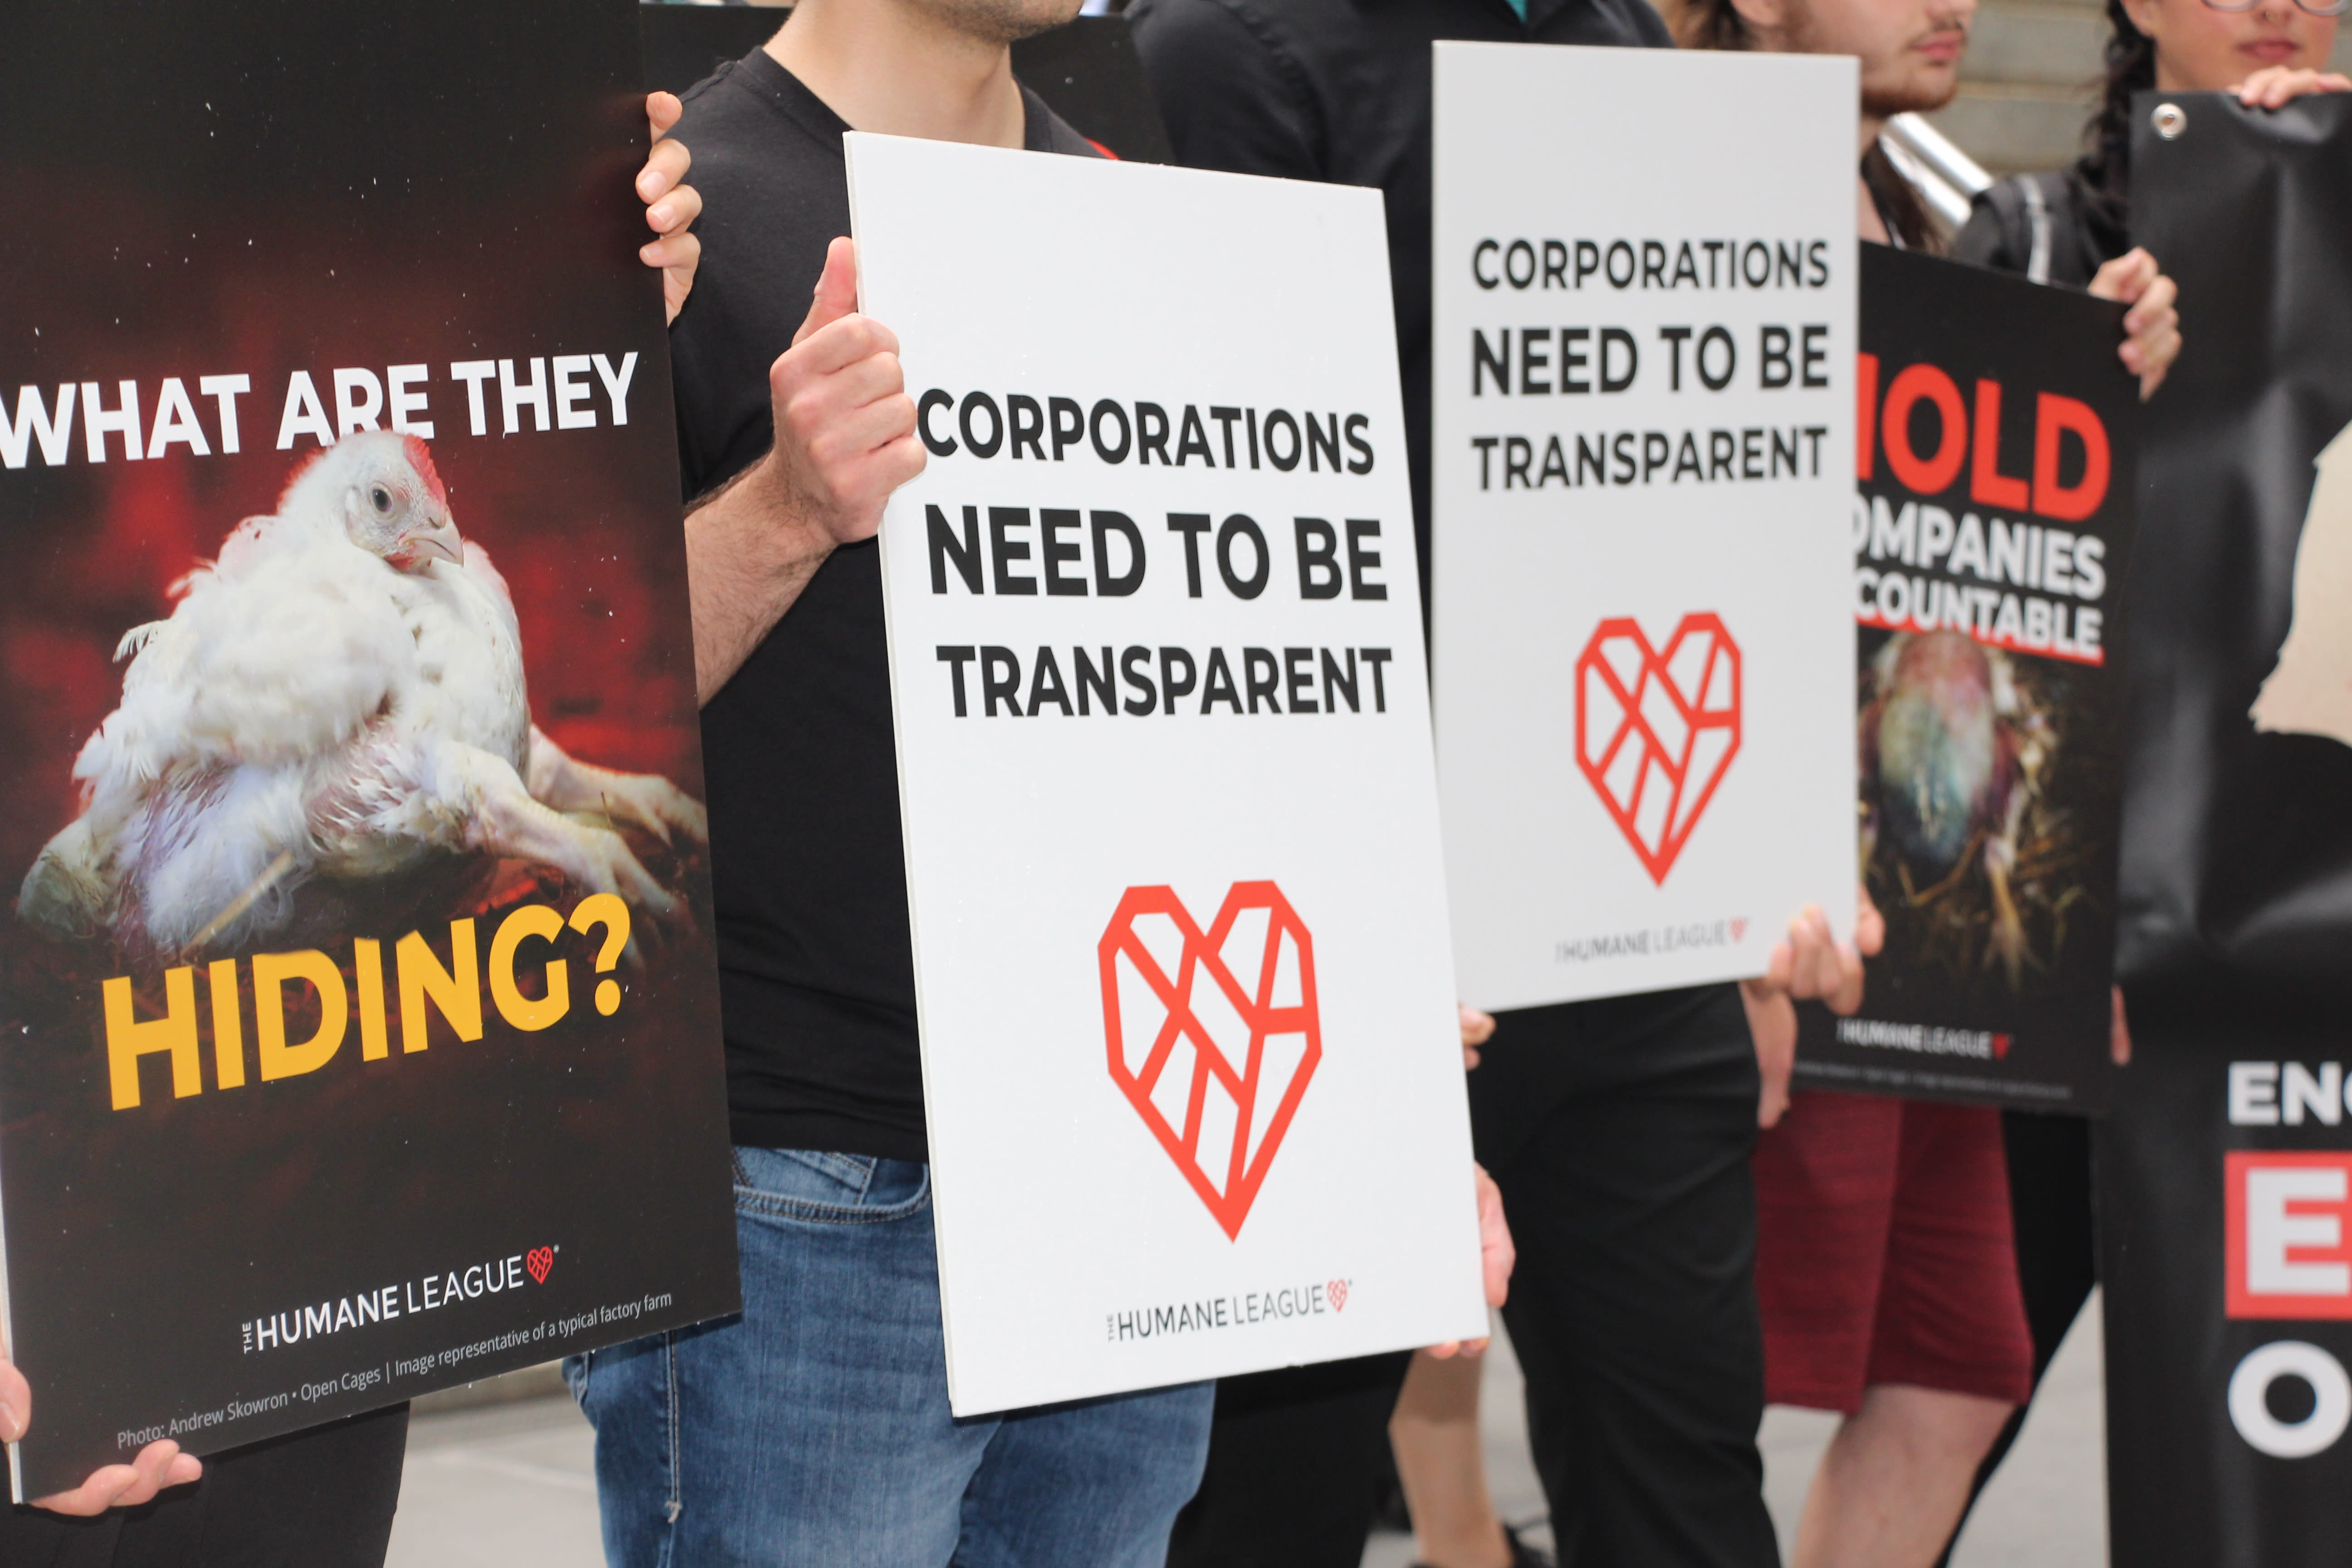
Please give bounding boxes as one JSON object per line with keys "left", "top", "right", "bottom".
{"left": 2204, "top": 0, "right": 2349, "bottom": 17}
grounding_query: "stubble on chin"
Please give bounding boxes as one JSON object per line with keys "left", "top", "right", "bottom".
{"left": 905, "top": 0, "right": 1083, "bottom": 45}
{"left": 1862, "top": 64, "right": 1963, "bottom": 118}
{"left": 1781, "top": 0, "right": 1968, "bottom": 117}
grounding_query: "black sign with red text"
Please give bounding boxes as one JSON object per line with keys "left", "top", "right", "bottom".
{"left": 0, "top": 0, "right": 737, "bottom": 1498}
{"left": 1794, "top": 245, "right": 2132, "bottom": 1112}
{"left": 2103, "top": 1011, "right": 2352, "bottom": 1568}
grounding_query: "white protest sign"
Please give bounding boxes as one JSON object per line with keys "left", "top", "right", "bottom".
{"left": 1431, "top": 43, "right": 1859, "bottom": 1010}
{"left": 846, "top": 132, "right": 1486, "bottom": 1415}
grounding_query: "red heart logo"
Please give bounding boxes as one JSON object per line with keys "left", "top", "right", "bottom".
{"left": 1099, "top": 882, "right": 1320, "bottom": 1241}
{"left": 525, "top": 1246, "right": 554, "bottom": 1284}
{"left": 1992, "top": 1034, "right": 2011, "bottom": 1060}
{"left": 1576, "top": 613, "right": 1742, "bottom": 884}
{"left": 1730, "top": 917, "right": 1748, "bottom": 942}
{"left": 1328, "top": 1279, "right": 1349, "bottom": 1312}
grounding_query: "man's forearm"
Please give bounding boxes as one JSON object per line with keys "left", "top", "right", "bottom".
{"left": 684, "top": 460, "right": 838, "bottom": 705}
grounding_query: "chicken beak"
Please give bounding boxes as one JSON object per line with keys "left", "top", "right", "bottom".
{"left": 405, "top": 518, "right": 464, "bottom": 568}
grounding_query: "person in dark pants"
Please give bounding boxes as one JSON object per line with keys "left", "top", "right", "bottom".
{"left": 1165, "top": 1009, "right": 1515, "bottom": 1567}
{"left": 0, "top": 92, "right": 704, "bottom": 1568}
{"left": 1471, "top": 989, "right": 1783, "bottom": 1568}
{"left": 1165, "top": 1351, "right": 1423, "bottom": 1565}
{"left": 1131, "top": 6, "right": 1879, "bottom": 1562}
{"left": 0, "top": 1408, "right": 410, "bottom": 1568}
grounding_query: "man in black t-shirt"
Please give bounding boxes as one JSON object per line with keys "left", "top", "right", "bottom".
{"left": 559, "top": 4, "right": 1218, "bottom": 1564}
{"left": 1130, "top": 4, "right": 1880, "bottom": 1564}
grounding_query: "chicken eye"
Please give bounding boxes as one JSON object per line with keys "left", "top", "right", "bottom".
{"left": 370, "top": 486, "right": 393, "bottom": 514}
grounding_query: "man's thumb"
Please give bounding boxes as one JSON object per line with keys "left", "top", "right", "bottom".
{"left": 794, "top": 236, "right": 860, "bottom": 346}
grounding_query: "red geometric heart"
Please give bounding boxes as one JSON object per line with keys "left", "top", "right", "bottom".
{"left": 1576, "top": 613, "right": 1742, "bottom": 884}
{"left": 1099, "top": 882, "right": 1320, "bottom": 1241}
{"left": 1328, "top": 1278, "right": 1349, "bottom": 1312}
{"left": 525, "top": 1246, "right": 554, "bottom": 1284}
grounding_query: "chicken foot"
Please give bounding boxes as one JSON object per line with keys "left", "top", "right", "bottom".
{"left": 441, "top": 745, "right": 681, "bottom": 924}
{"left": 525, "top": 727, "right": 708, "bottom": 851}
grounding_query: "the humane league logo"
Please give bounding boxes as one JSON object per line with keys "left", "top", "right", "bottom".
{"left": 1576, "top": 614, "right": 1742, "bottom": 882}
{"left": 1104, "top": 1276, "right": 1354, "bottom": 1345}
{"left": 1099, "top": 883, "right": 1319, "bottom": 1239}
{"left": 241, "top": 1244, "right": 557, "bottom": 1355}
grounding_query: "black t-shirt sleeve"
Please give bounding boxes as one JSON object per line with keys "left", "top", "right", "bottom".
{"left": 1127, "top": 0, "right": 1325, "bottom": 181}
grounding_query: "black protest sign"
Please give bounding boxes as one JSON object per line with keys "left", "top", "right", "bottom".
{"left": 2103, "top": 1017, "right": 2352, "bottom": 1568}
{"left": 1793, "top": 245, "right": 2132, "bottom": 1111}
{"left": 2099, "top": 91, "right": 2352, "bottom": 1567}
{"left": 638, "top": 6, "right": 1175, "bottom": 164}
{"left": 0, "top": 0, "right": 736, "bottom": 1496}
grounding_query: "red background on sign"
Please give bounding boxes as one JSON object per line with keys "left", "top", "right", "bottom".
{"left": 2226, "top": 1151, "right": 2352, "bottom": 1320}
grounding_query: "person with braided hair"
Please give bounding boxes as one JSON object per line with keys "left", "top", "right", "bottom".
{"left": 1960, "top": 0, "right": 2346, "bottom": 290}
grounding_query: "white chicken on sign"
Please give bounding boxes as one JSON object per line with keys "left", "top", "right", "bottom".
{"left": 18, "top": 432, "right": 705, "bottom": 957}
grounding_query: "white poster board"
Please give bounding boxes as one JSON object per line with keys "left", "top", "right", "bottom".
{"left": 846, "top": 132, "right": 1486, "bottom": 1415}
{"left": 1431, "top": 43, "right": 1860, "bottom": 1011}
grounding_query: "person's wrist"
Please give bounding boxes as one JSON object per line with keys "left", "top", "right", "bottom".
{"left": 762, "top": 483, "right": 843, "bottom": 578}
{"left": 699, "top": 453, "right": 842, "bottom": 583}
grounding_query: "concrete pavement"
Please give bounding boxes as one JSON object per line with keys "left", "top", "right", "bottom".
{"left": 385, "top": 1291, "right": 2107, "bottom": 1567}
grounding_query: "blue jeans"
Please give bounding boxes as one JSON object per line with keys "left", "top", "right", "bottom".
{"left": 566, "top": 1146, "right": 1214, "bottom": 1567}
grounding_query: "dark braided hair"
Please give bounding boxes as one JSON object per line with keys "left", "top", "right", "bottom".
{"left": 2079, "top": 0, "right": 2158, "bottom": 227}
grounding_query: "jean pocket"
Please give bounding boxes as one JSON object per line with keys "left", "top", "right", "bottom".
{"left": 730, "top": 1145, "right": 930, "bottom": 1225}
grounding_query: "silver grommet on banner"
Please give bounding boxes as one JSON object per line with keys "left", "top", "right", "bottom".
{"left": 2154, "top": 102, "right": 2187, "bottom": 139}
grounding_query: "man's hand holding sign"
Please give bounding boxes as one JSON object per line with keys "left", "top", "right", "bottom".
{"left": 686, "top": 237, "right": 924, "bottom": 704}
{"left": 1744, "top": 892, "right": 1886, "bottom": 1128}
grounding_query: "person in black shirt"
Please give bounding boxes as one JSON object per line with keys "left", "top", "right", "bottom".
{"left": 559, "top": 5, "right": 1220, "bottom": 1565}
{"left": 1129, "top": 5, "right": 1882, "bottom": 1565}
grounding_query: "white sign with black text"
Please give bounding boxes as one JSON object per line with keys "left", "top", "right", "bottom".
{"left": 847, "top": 132, "right": 1486, "bottom": 1416}
{"left": 1431, "top": 43, "right": 1861, "bottom": 1009}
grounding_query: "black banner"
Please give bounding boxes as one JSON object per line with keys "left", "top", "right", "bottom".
{"left": 0, "top": 0, "right": 737, "bottom": 1496}
{"left": 638, "top": 5, "right": 1176, "bottom": 164}
{"left": 2103, "top": 1019, "right": 2352, "bottom": 1567}
{"left": 1794, "top": 245, "right": 2132, "bottom": 1112}
{"left": 2102, "top": 90, "right": 2352, "bottom": 1566}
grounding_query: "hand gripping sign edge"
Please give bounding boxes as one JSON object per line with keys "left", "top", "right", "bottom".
{"left": 1098, "top": 882, "right": 1320, "bottom": 1240}
{"left": 1575, "top": 613, "right": 1743, "bottom": 885}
